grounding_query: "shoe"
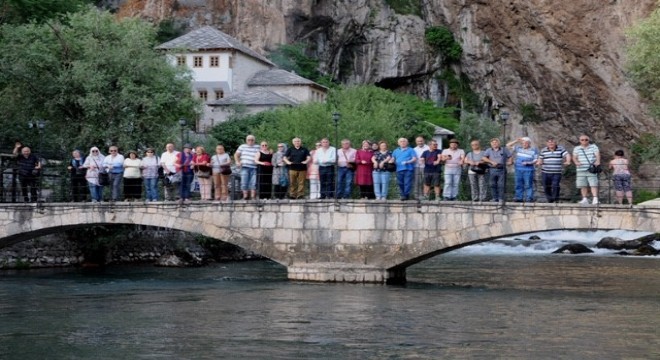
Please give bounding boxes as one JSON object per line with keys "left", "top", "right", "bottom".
{"left": 578, "top": 198, "right": 589, "bottom": 205}
{"left": 514, "top": 199, "right": 523, "bottom": 203}
{"left": 592, "top": 197, "right": 599, "bottom": 205}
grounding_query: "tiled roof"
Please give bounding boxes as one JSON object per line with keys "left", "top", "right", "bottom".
{"left": 156, "top": 26, "right": 274, "bottom": 66}
{"left": 247, "top": 69, "right": 326, "bottom": 89}
{"left": 209, "top": 89, "right": 299, "bottom": 107}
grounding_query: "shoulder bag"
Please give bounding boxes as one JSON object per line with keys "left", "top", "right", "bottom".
{"left": 581, "top": 148, "right": 602, "bottom": 174}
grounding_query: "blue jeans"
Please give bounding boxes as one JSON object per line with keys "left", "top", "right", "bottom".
{"left": 88, "top": 183, "right": 103, "bottom": 202}
{"left": 396, "top": 170, "right": 414, "bottom": 199}
{"left": 542, "top": 172, "right": 562, "bottom": 202}
{"left": 319, "top": 166, "right": 335, "bottom": 198}
{"left": 337, "top": 167, "right": 353, "bottom": 199}
{"left": 180, "top": 171, "right": 194, "bottom": 200}
{"left": 373, "top": 171, "right": 391, "bottom": 199}
{"left": 515, "top": 169, "right": 535, "bottom": 201}
{"left": 109, "top": 172, "right": 123, "bottom": 200}
{"left": 144, "top": 177, "right": 159, "bottom": 201}
{"left": 240, "top": 167, "right": 257, "bottom": 191}
{"left": 490, "top": 168, "right": 506, "bottom": 201}
{"left": 443, "top": 172, "right": 461, "bottom": 199}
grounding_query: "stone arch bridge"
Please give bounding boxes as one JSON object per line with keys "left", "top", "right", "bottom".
{"left": 1, "top": 201, "right": 658, "bottom": 283}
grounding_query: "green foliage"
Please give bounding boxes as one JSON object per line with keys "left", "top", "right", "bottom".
{"left": 630, "top": 133, "right": 660, "bottom": 168}
{"left": 268, "top": 43, "right": 334, "bottom": 87}
{"left": 626, "top": 6, "right": 660, "bottom": 118}
{"left": 425, "top": 26, "right": 462, "bottom": 62}
{"left": 455, "top": 112, "right": 501, "bottom": 147}
{"left": 211, "top": 86, "right": 456, "bottom": 149}
{"left": 633, "top": 189, "right": 660, "bottom": 205}
{"left": 438, "top": 69, "right": 481, "bottom": 112}
{"left": 519, "top": 103, "right": 542, "bottom": 124}
{"left": 209, "top": 110, "right": 273, "bottom": 154}
{"left": 155, "top": 18, "right": 186, "bottom": 43}
{"left": 0, "top": 8, "right": 200, "bottom": 154}
{"left": 0, "top": 0, "right": 92, "bottom": 24}
{"left": 384, "top": 0, "right": 422, "bottom": 17}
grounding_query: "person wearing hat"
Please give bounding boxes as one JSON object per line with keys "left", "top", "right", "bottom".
{"left": 123, "top": 150, "right": 142, "bottom": 201}
{"left": 141, "top": 147, "right": 160, "bottom": 202}
{"left": 441, "top": 138, "right": 465, "bottom": 201}
{"left": 176, "top": 143, "right": 195, "bottom": 204}
{"left": 506, "top": 137, "right": 539, "bottom": 202}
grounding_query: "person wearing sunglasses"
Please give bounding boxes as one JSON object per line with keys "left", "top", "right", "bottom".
{"left": 573, "top": 135, "right": 601, "bottom": 205}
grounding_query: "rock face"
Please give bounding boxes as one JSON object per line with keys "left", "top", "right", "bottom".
{"left": 113, "top": 0, "right": 658, "bottom": 153}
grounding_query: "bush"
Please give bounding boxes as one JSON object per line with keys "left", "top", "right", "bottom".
{"left": 425, "top": 26, "right": 462, "bottom": 62}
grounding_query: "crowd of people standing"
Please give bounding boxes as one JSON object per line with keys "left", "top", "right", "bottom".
{"left": 8, "top": 133, "right": 634, "bottom": 205}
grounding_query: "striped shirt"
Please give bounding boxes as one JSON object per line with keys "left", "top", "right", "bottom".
{"left": 539, "top": 146, "right": 568, "bottom": 174}
{"left": 237, "top": 144, "right": 259, "bottom": 168}
{"left": 572, "top": 144, "right": 599, "bottom": 172}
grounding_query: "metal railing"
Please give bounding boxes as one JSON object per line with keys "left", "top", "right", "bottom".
{"left": 2, "top": 157, "right": 659, "bottom": 204}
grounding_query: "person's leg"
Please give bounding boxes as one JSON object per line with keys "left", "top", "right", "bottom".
{"left": 396, "top": 171, "right": 405, "bottom": 198}
{"left": 477, "top": 174, "right": 488, "bottom": 201}
{"left": 451, "top": 173, "right": 461, "bottom": 199}
{"left": 514, "top": 170, "right": 524, "bottom": 201}
{"left": 551, "top": 174, "right": 561, "bottom": 203}
{"left": 490, "top": 170, "right": 500, "bottom": 201}
{"left": 523, "top": 171, "right": 534, "bottom": 201}
{"left": 373, "top": 172, "right": 382, "bottom": 199}
{"left": 403, "top": 170, "right": 413, "bottom": 199}
{"left": 382, "top": 172, "right": 391, "bottom": 199}
{"left": 469, "top": 173, "right": 478, "bottom": 201}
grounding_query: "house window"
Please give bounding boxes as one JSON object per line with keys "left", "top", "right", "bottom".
{"left": 215, "top": 90, "right": 224, "bottom": 100}
{"left": 176, "top": 56, "right": 186, "bottom": 66}
{"left": 193, "top": 56, "right": 203, "bottom": 67}
{"left": 198, "top": 90, "right": 208, "bottom": 101}
{"left": 228, "top": 56, "right": 233, "bottom": 69}
{"left": 210, "top": 56, "right": 219, "bottom": 67}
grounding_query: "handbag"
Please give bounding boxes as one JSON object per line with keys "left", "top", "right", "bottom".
{"left": 580, "top": 148, "right": 602, "bottom": 174}
{"left": 470, "top": 165, "right": 487, "bottom": 174}
{"left": 220, "top": 165, "right": 232, "bottom": 175}
{"left": 383, "top": 162, "right": 396, "bottom": 172}
{"left": 194, "top": 167, "right": 211, "bottom": 178}
{"left": 588, "top": 164, "right": 603, "bottom": 174}
{"left": 98, "top": 172, "right": 110, "bottom": 186}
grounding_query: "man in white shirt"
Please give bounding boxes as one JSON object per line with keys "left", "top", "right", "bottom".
{"left": 160, "top": 143, "right": 180, "bottom": 201}
{"left": 413, "top": 136, "right": 430, "bottom": 200}
{"left": 315, "top": 138, "right": 337, "bottom": 199}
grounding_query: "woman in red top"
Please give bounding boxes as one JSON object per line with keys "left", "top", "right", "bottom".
{"left": 192, "top": 146, "right": 212, "bottom": 200}
{"left": 355, "top": 140, "right": 375, "bottom": 199}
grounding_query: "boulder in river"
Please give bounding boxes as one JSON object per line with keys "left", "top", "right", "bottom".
{"left": 552, "top": 244, "right": 594, "bottom": 254}
{"left": 596, "top": 234, "right": 659, "bottom": 250}
{"left": 155, "top": 254, "right": 184, "bottom": 267}
{"left": 528, "top": 235, "right": 541, "bottom": 240}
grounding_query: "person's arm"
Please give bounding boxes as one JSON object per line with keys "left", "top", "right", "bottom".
{"left": 234, "top": 148, "right": 242, "bottom": 167}
{"left": 594, "top": 150, "right": 601, "bottom": 166}
{"left": 572, "top": 150, "right": 581, "bottom": 167}
{"left": 302, "top": 155, "right": 311, "bottom": 165}
{"left": 506, "top": 138, "right": 521, "bottom": 148}
{"left": 563, "top": 152, "right": 572, "bottom": 166}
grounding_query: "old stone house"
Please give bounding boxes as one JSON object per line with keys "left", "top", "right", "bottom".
{"left": 156, "top": 26, "right": 327, "bottom": 132}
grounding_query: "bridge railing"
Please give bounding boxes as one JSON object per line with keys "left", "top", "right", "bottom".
{"left": 2, "top": 156, "right": 659, "bottom": 204}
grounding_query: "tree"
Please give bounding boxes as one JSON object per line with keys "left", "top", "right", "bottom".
{"left": 0, "top": 8, "right": 200, "bottom": 154}
{"left": 626, "top": 5, "right": 660, "bottom": 118}
{"left": 222, "top": 86, "right": 456, "bottom": 149}
{"left": 455, "top": 112, "right": 500, "bottom": 147}
{"left": 0, "top": 0, "right": 92, "bottom": 24}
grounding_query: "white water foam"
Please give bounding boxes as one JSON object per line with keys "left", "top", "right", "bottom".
{"left": 449, "top": 230, "right": 656, "bottom": 256}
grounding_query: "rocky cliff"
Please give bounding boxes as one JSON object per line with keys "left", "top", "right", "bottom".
{"left": 111, "top": 0, "right": 658, "bottom": 153}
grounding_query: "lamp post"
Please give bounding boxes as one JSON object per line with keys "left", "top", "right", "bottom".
{"left": 28, "top": 120, "right": 45, "bottom": 202}
{"left": 332, "top": 112, "right": 340, "bottom": 202}
{"left": 499, "top": 111, "right": 509, "bottom": 209}
{"left": 179, "top": 118, "right": 187, "bottom": 147}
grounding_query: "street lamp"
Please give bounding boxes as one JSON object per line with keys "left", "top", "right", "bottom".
{"left": 332, "top": 112, "right": 340, "bottom": 202}
{"left": 179, "top": 118, "right": 187, "bottom": 147}
{"left": 499, "top": 111, "right": 509, "bottom": 209}
{"left": 28, "top": 119, "right": 45, "bottom": 202}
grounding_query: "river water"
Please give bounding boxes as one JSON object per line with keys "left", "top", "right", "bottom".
{"left": 1, "top": 231, "right": 659, "bottom": 359}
